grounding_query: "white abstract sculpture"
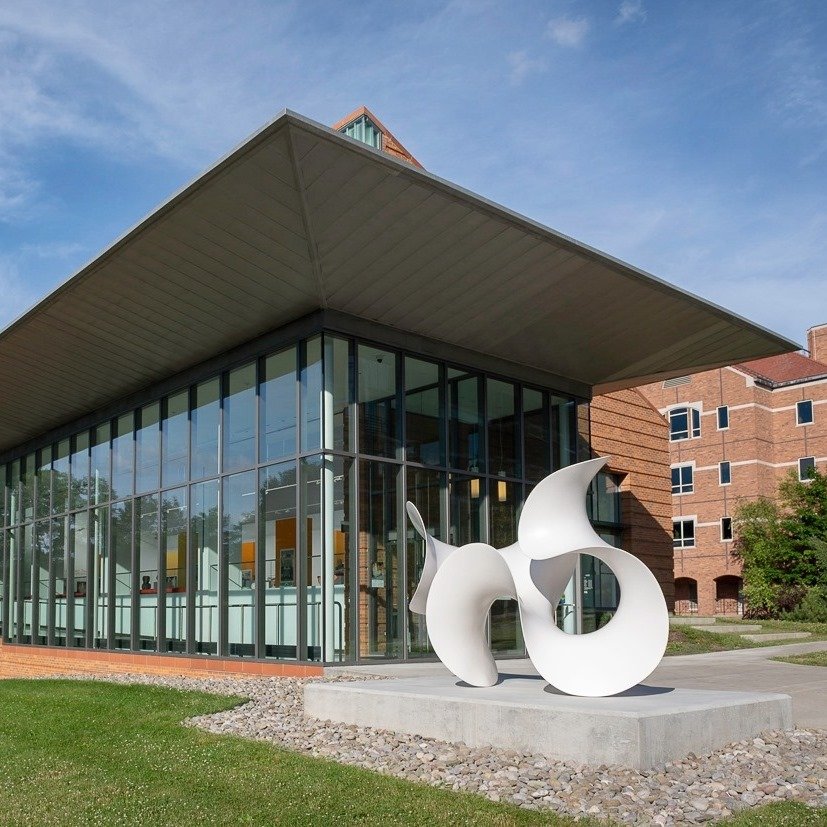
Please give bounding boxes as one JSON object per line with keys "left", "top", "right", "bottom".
{"left": 406, "top": 457, "right": 669, "bottom": 697}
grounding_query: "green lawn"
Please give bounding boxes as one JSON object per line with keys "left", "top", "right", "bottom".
{"left": 0, "top": 679, "right": 823, "bottom": 826}
{"left": 772, "top": 651, "right": 827, "bottom": 668}
{"left": 667, "top": 618, "right": 827, "bottom": 656}
{"left": 715, "top": 617, "right": 827, "bottom": 638}
{"left": 718, "top": 802, "right": 827, "bottom": 825}
{"left": 0, "top": 679, "right": 583, "bottom": 826}
{"left": 666, "top": 625, "right": 756, "bottom": 655}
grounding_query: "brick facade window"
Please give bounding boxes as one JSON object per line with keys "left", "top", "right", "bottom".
{"left": 799, "top": 456, "right": 816, "bottom": 481}
{"left": 669, "top": 406, "right": 701, "bottom": 441}
{"left": 672, "top": 518, "right": 695, "bottom": 548}
{"left": 796, "top": 400, "right": 814, "bottom": 425}
{"left": 671, "top": 464, "right": 693, "bottom": 494}
{"left": 716, "top": 405, "right": 729, "bottom": 430}
{"left": 719, "top": 461, "right": 731, "bottom": 485}
{"left": 720, "top": 516, "right": 733, "bottom": 541}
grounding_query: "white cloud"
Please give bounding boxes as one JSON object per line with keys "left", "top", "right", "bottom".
{"left": 546, "top": 17, "right": 590, "bottom": 48}
{"left": 507, "top": 50, "right": 547, "bottom": 84}
{"left": 616, "top": 1, "right": 646, "bottom": 26}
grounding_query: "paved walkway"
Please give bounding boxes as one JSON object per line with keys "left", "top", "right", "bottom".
{"left": 328, "top": 640, "right": 827, "bottom": 729}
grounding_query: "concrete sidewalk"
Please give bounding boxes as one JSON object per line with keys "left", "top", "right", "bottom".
{"left": 327, "top": 640, "right": 827, "bottom": 729}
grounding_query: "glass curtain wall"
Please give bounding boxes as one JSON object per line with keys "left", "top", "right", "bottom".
{"left": 0, "top": 330, "right": 585, "bottom": 663}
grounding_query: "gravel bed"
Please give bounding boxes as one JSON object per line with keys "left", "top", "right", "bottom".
{"left": 53, "top": 672, "right": 827, "bottom": 825}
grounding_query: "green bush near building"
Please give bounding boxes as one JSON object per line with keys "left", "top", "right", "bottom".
{"left": 733, "top": 470, "right": 827, "bottom": 620}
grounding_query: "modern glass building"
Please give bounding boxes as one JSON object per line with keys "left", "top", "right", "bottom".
{"left": 0, "top": 329, "right": 596, "bottom": 661}
{"left": 0, "top": 109, "right": 794, "bottom": 668}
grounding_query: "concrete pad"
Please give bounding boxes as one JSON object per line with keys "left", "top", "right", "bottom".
{"left": 741, "top": 632, "right": 811, "bottom": 642}
{"left": 304, "top": 675, "right": 792, "bottom": 770}
{"left": 691, "top": 624, "right": 763, "bottom": 633}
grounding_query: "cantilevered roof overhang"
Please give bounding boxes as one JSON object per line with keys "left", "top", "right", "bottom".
{"left": 0, "top": 110, "right": 796, "bottom": 455}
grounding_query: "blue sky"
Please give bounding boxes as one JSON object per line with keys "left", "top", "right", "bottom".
{"left": 0, "top": 0, "right": 825, "bottom": 346}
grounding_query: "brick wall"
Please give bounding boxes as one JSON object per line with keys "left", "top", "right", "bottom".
{"left": 637, "top": 361, "right": 827, "bottom": 615}
{"left": 589, "top": 388, "right": 674, "bottom": 610}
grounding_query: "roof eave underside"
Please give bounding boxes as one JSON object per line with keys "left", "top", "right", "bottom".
{"left": 0, "top": 110, "right": 797, "bottom": 454}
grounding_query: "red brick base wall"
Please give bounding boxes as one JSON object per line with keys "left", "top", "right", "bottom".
{"left": 0, "top": 640, "right": 323, "bottom": 679}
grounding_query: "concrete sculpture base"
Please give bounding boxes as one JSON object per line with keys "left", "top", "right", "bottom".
{"left": 304, "top": 676, "right": 792, "bottom": 769}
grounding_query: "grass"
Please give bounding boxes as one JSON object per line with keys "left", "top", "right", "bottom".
{"left": 772, "top": 651, "right": 827, "bottom": 668}
{"left": 718, "top": 802, "right": 827, "bottom": 825}
{"left": 0, "top": 680, "right": 824, "bottom": 825}
{"left": 0, "top": 679, "right": 587, "bottom": 826}
{"left": 667, "top": 617, "right": 827, "bottom": 656}
{"left": 715, "top": 617, "right": 827, "bottom": 637}
{"left": 666, "top": 625, "right": 756, "bottom": 655}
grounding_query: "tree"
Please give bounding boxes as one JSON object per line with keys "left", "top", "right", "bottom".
{"left": 732, "top": 469, "right": 827, "bottom": 618}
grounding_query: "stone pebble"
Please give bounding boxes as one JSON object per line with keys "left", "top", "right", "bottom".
{"left": 53, "top": 672, "right": 827, "bottom": 825}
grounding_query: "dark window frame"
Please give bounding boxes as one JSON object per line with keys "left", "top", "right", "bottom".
{"left": 796, "top": 400, "right": 814, "bottom": 426}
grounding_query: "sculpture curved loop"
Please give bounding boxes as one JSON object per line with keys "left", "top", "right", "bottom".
{"left": 406, "top": 456, "right": 669, "bottom": 697}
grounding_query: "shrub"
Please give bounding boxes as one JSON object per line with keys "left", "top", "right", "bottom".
{"left": 742, "top": 570, "right": 778, "bottom": 619}
{"left": 783, "top": 587, "right": 827, "bottom": 623}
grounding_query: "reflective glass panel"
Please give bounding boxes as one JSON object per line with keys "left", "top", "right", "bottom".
{"left": 488, "top": 379, "right": 519, "bottom": 479}
{"left": 223, "top": 471, "right": 256, "bottom": 656}
{"left": 302, "top": 456, "right": 323, "bottom": 661}
{"left": 111, "top": 501, "right": 132, "bottom": 649}
{"left": 0, "top": 530, "right": 5, "bottom": 637}
{"left": 53, "top": 442, "right": 70, "bottom": 516}
{"left": 223, "top": 363, "right": 256, "bottom": 473}
{"left": 260, "top": 461, "right": 297, "bottom": 659}
{"left": 581, "top": 553, "right": 620, "bottom": 633}
{"left": 8, "top": 527, "right": 18, "bottom": 639}
{"left": 191, "top": 479, "right": 218, "bottom": 654}
{"left": 358, "top": 460, "right": 401, "bottom": 658}
{"left": 301, "top": 337, "right": 322, "bottom": 452}
{"left": 327, "top": 337, "right": 351, "bottom": 452}
{"left": 449, "top": 473, "right": 483, "bottom": 546}
{"left": 523, "top": 388, "right": 550, "bottom": 483}
{"left": 135, "top": 403, "right": 160, "bottom": 494}
{"left": 92, "top": 506, "right": 108, "bottom": 647}
{"left": 35, "top": 449, "right": 52, "bottom": 519}
{"left": 551, "top": 395, "right": 576, "bottom": 469}
{"left": 22, "top": 452, "right": 36, "bottom": 523}
{"left": 358, "top": 345, "right": 398, "bottom": 458}
{"left": 51, "top": 518, "right": 67, "bottom": 646}
{"left": 70, "top": 433, "right": 90, "bottom": 511}
{"left": 162, "top": 488, "right": 187, "bottom": 651}
{"left": 91, "top": 423, "right": 111, "bottom": 505}
{"left": 327, "top": 455, "right": 353, "bottom": 661}
{"left": 34, "top": 519, "right": 49, "bottom": 644}
{"left": 69, "top": 512, "right": 89, "bottom": 647}
{"left": 20, "top": 523, "right": 33, "bottom": 643}
{"left": 448, "top": 370, "right": 483, "bottom": 473}
{"left": 489, "top": 478, "right": 523, "bottom": 655}
{"left": 162, "top": 391, "right": 189, "bottom": 488}
{"left": 405, "top": 358, "right": 442, "bottom": 466}
{"left": 260, "top": 347, "right": 297, "bottom": 462}
{"left": 136, "top": 494, "right": 159, "bottom": 650}
{"left": 191, "top": 379, "right": 219, "bottom": 480}
{"left": 111, "top": 414, "right": 134, "bottom": 501}
{"left": 9, "top": 460, "right": 20, "bottom": 526}
{"left": 405, "top": 467, "right": 442, "bottom": 658}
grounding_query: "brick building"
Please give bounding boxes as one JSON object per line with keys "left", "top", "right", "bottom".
{"left": 590, "top": 390, "right": 674, "bottom": 613}
{"left": 0, "top": 104, "right": 792, "bottom": 675}
{"left": 637, "top": 323, "right": 827, "bottom": 616}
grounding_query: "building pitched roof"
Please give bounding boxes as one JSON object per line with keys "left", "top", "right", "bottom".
{"left": 332, "top": 105, "right": 424, "bottom": 168}
{"left": 736, "top": 351, "right": 827, "bottom": 387}
{"left": 0, "top": 109, "right": 797, "bottom": 458}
